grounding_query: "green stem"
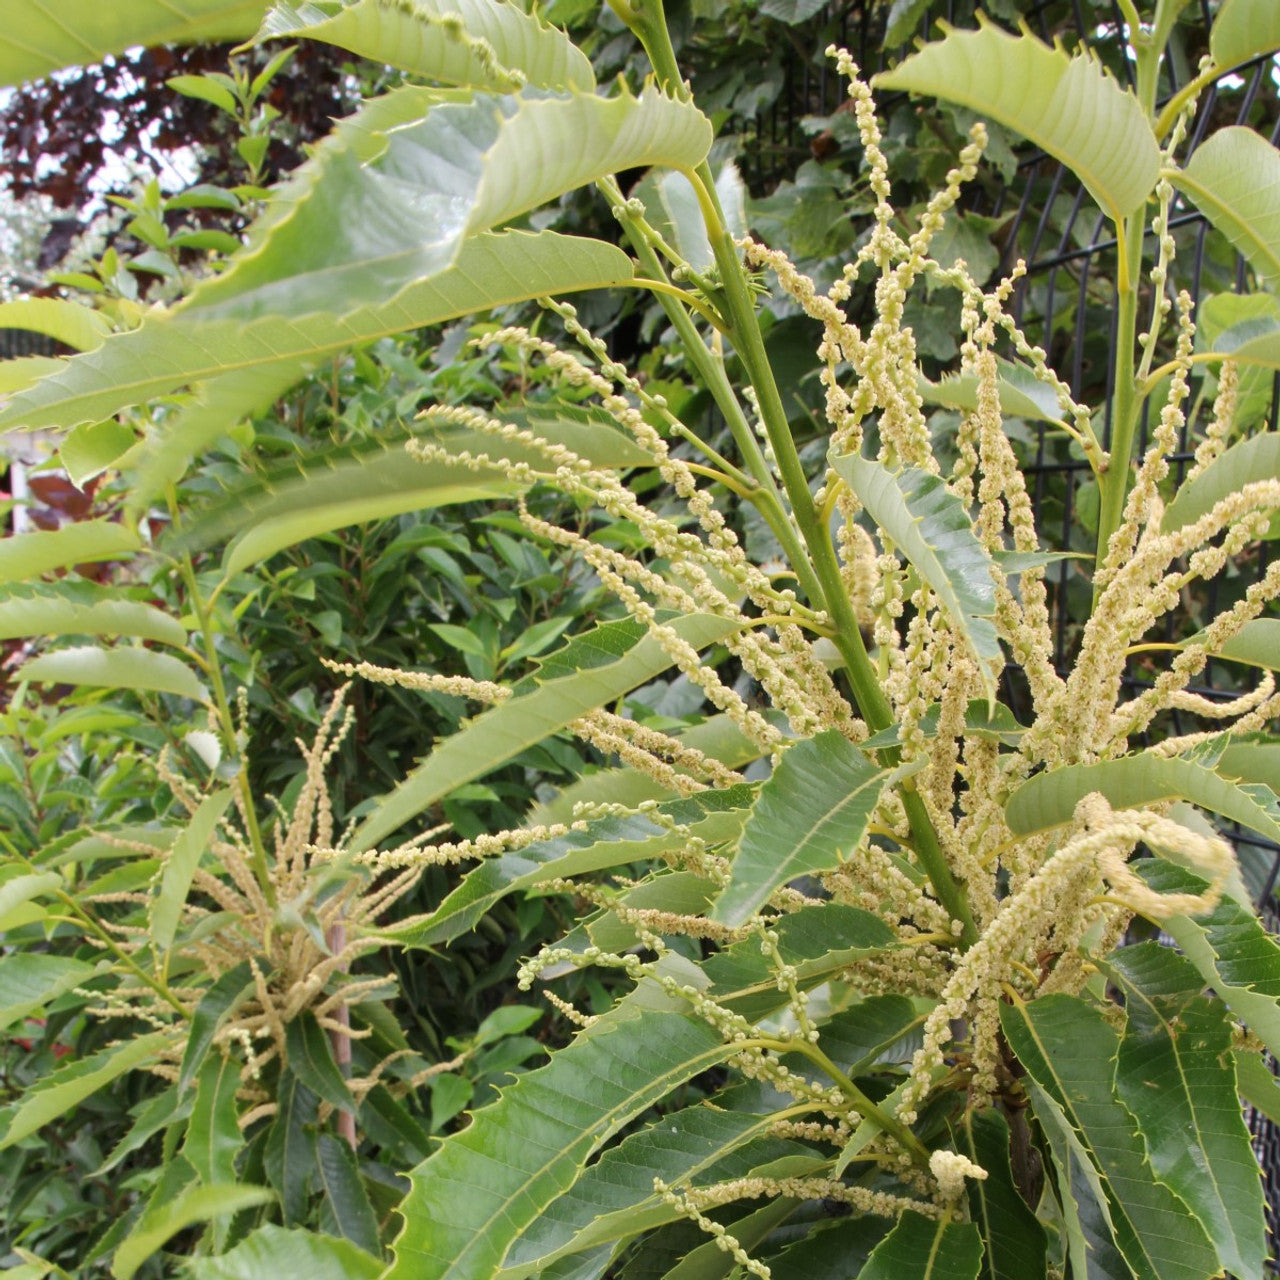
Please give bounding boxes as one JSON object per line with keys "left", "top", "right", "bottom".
{"left": 1094, "top": 215, "right": 1143, "bottom": 596}
{"left": 742, "top": 1036, "right": 931, "bottom": 1168}
{"left": 615, "top": 0, "right": 978, "bottom": 946}
{"left": 598, "top": 176, "right": 825, "bottom": 606}
{"left": 174, "top": 543, "right": 274, "bottom": 905}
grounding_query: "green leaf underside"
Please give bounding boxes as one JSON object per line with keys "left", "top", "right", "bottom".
{"left": 186, "top": 86, "right": 710, "bottom": 322}
{"left": 712, "top": 730, "right": 891, "bottom": 926}
{"left": 0, "top": 1032, "right": 175, "bottom": 1150}
{"left": 0, "top": 231, "right": 632, "bottom": 435}
{"left": 391, "top": 785, "right": 753, "bottom": 947}
{"left": 1100, "top": 943, "right": 1266, "bottom": 1278}
{"left": 1162, "top": 431, "right": 1280, "bottom": 537}
{"left": 351, "top": 613, "right": 743, "bottom": 851}
{"left": 701, "top": 904, "right": 898, "bottom": 1020}
{"left": 1000, "top": 995, "right": 1220, "bottom": 1280}
{"left": 179, "top": 960, "right": 258, "bottom": 1094}
{"left": 386, "top": 976, "right": 739, "bottom": 1280}
{"left": 0, "top": 298, "right": 111, "bottom": 350}
{"left": 187, "top": 1226, "right": 383, "bottom": 1280}
{"left": 1210, "top": 0, "right": 1280, "bottom": 69}
{"left": 855, "top": 1211, "right": 982, "bottom": 1280}
{"left": 861, "top": 699, "right": 1025, "bottom": 750}
{"left": 131, "top": 360, "right": 312, "bottom": 513}
{"left": 530, "top": 714, "right": 763, "bottom": 825}
{"left": 873, "top": 22, "right": 1159, "bottom": 220}
{"left": 543, "top": 870, "right": 720, "bottom": 971}
{"left": 0, "top": 521, "right": 141, "bottom": 582}
{"left": 1004, "top": 752, "right": 1280, "bottom": 848}
{"left": 256, "top": 0, "right": 595, "bottom": 92}
{"left": 0, "top": 953, "right": 99, "bottom": 1030}
{"left": 1137, "top": 859, "right": 1280, "bottom": 1060}
{"left": 498, "top": 1105, "right": 809, "bottom": 1277}
{"left": 173, "top": 413, "right": 652, "bottom": 573}
{"left": 917, "top": 360, "right": 1067, "bottom": 427}
{"left": 1235, "top": 1050, "right": 1280, "bottom": 1126}
{"left": 1182, "top": 618, "right": 1280, "bottom": 671}
{"left": 956, "top": 1110, "right": 1047, "bottom": 1280}
{"left": 152, "top": 788, "right": 234, "bottom": 956}
{"left": 0, "top": 0, "right": 271, "bottom": 87}
{"left": 829, "top": 452, "right": 1002, "bottom": 697}
{"left": 18, "top": 645, "right": 209, "bottom": 703}
{"left": 1172, "top": 128, "right": 1280, "bottom": 294}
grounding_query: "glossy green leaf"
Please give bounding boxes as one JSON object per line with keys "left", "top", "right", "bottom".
{"left": 0, "top": 1032, "right": 174, "bottom": 1150}
{"left": 0, "top": 521, "right": 140, "bottom": 583}
{"left": 1100, "top": 943, "right": 1266, "bottom": 1278}
{"left": 1172, "top": 129, "right": 1280, "bottom": 293}
{"left": 0, "top": 953, "right": 98, "bottom": 1031}
{"left": 661, "top": 1195, "right": 802, "bottom": 1280}
{"left": 264, "top": 1073, "right": 319, "bottom": 1225}
{"left": 956, "top": 1110, "right": 1046, "bottom": 1280}
{"left": 855, "top": 1211, "right": 982, "bottom": 1280}
{"left": 257, "top": 0, "right": 594, "bottom": 91}
{"left": 702, "top": 905, "right": 898, "bottom": 1021}
{"left": 351, "top": 613, "right": 742, "bottom": 851}
{"left": 1181, "top": 618, "right": 1280, "bottom": 671}
{"left": 1138, "top": 859, "right": 1280, "bottom": 1061}
{"left": 188, "top": 85, "right": 709, "bottom": 322}
{"left": 767, "top": 1218, "right": 890, "bottom": 1280}
{"left": 0, "top": 582, "right": 184, "bottom": 646}
{"left": 111, "top": 1183, "right": 275, "bottom": 1280}
{"left": 1211, "top": 0, "right": 1280, "bottom": 67}
{"left": 394, "top": 786, "right": 751, "bottom": 948}
{"left": 829, "top": 451, "right": 1002, "bottom": 697}
{"left": 17, "top": 644, "right": 208, "bottom": 703}
{"left": 190, "top": 1227, "right": 383, "bottom": 1280}
{"left": 873, "top": 22, "right": 1159, "bottom": 220}
{"left": 0, "top": 230, "right": 633, "bottom": 435}
{"left": 315, "top": 1134, "right": 381, "bottom": 1256}
{"left": 179, "top": 960, "right": 258, "bottom": 1094}
{"left": 1001, "top": 994, "right": 1220, "bottom": 1280}
{"left": 183, "top": 1054, "right": 245, "bottom": 1189}
{"left": 98, "top": 1087, "right": 192, "bottom": 1176}
{"left": 1026, "top": 1075, "right": 1132, "bottom": 1280}
{"left": 152, "top": 788, "right": 234, "bottom": 957}
{"left": 711, "top": 730, "right": 891, "bottom": 926}
{"left": 0, "top": 0, "right": 271, "bottom": 87}
{"left": 1004, "top": 752, "right": 1280, "bottom": 848}
{"left": 386, "top": 971, "right": 739, "bottom": 1280}
{"left": 284, "top": 1011, "right": 353, "bottom": 1111}
{"left": 1162, "top": 432, "right": 1280, "bottom": 537}
{"left": 0, "top": 298, "right": 111, "bottom": 351}
{"left": 499, "top": 1105, "right": 808, "bottom": 1277}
